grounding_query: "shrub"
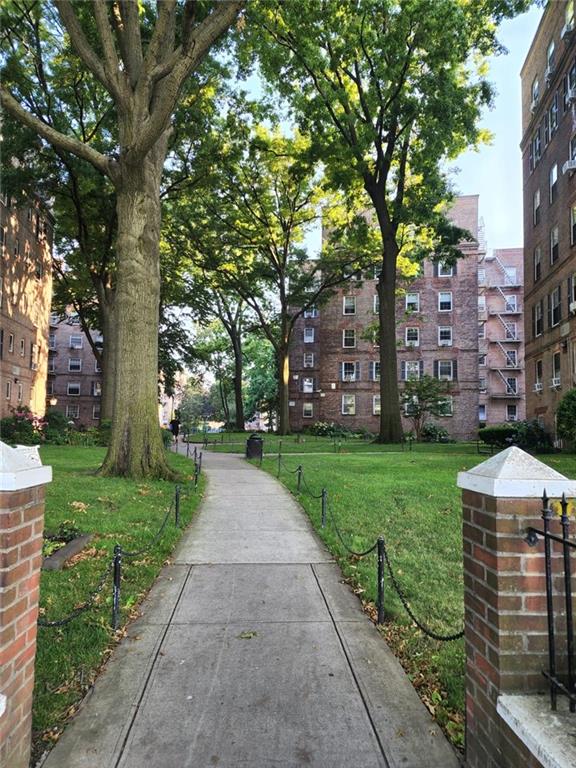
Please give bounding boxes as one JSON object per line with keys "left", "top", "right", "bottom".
{"left": 479, "top": 421, "right": 553, "bottom": 452}
{"left": 0, "top": 407, "right": 45, "bottom": 445}
{"left": 478, "top": 424, "right": 518, "bottom": 447}
{"left": 97, "top": 419, "right": 112, "bottom": 446}
{"left": 68, "top": 427, "right": 100, "bottom": 447}
{"left": 420, "top": 423, "right": 451, "bottom": 443}
{"left": 44, "top": 409, "right": 70, "bottom": 445}
{"left": 308, "top": 421, "right": 351, "bottom": 438}
{"left": 557, "top": 388, "right": 576, "bottom": 447}
{"left": 160, "top": 428, "right": 173, "bottom": 449}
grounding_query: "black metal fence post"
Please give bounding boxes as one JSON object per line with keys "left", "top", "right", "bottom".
{"left": 377, "top": 537, "right": 385, "bottom": 625}
{"left": 193, "top": 446, "right": 197, "bottom": 462}
{"left": 186, "top": 441, "right": 190, "bottom": 458}
{"left": 561, "top": 493, "right": 575, "bottom": 712}
{"left": 175, "top": 485, "right": 181, "bottom": 527}
{"left": 321, "top": 488, "right": 327, "bottom": 528}
{"left": 112, "top": 545, "right": 122, "bottom": 630}
{"left": 198, "top": 451, "right": 203, "bottom": 473}
{"left": 194, "top": 462, "right": 199, "bottom": 489}
{"left": 297, "top": 465, "right": 303, "bottom": 493}
{"left": 542, "top": 490, "right": 557, "bottom": 711}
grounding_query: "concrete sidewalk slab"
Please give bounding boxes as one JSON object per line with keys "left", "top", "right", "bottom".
{"left": 43, "top": 451, "right": 461, "bottom": 768}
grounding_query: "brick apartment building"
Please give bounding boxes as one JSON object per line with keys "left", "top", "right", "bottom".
{"left": 288, "top": 196, "right": 485, "bottom": 440}
{"left": 522, "top": 0, "right": 576, "bottom": 439}
{"left": 479, "top": 248, "right": 526, "bottom": 426}
{"left": 0, "top": 195, "right": 53, "bottom": 420}
{"left": 47, "top": 312, "right": 103, "bottom": 426}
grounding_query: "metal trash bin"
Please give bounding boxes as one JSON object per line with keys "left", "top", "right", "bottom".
{"left": 246, "top": 433, "right": 264, "bottom": 460}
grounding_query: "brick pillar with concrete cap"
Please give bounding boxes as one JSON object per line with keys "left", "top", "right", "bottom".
{"left": 458, "top": 446, "right": 576, "bottom": 768}
{"left": 0, "top": 441, "right": 52, "bottom": 768}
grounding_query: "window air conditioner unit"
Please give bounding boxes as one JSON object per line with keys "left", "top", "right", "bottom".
{"left": 533, "top": 383, "right": 543, "bottom": 392}
{"left": 439, "top": 341, "right": 452, "bottom": 347}
{"left": 562, "top": 159, "right": 576, "bottom": 174}
{"left": 545, "top": 65, "right": 554, "bottom": 84}
{"left": 562, "top": 22, "right": 574, "bottom": 41}
{"left": 569, "top": 300, "right": 576, "bottom": 314}
{"left": 551, "top": 377, "right": 561, "bottom": 388}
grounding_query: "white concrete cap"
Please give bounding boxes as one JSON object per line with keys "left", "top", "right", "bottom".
{"left": 457, "top": 446, "right": 576, "bottom": 499}
{"left": 0, "top": 441, "right": 52, "bottom": 491}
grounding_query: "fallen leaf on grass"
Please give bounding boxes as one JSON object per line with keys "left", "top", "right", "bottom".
{"left": 70, "top": 501, "right": 89, "bottom": 512}
{"left": 237, "top": 630, "right": 257, "bottom": 639}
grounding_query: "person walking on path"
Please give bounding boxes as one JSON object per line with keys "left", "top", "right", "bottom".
{"left": 43, "top": 451, "right": 460, "bottom": 768}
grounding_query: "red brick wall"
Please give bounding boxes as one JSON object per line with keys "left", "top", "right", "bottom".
{"left": 0, "top": 484, "right": 46, "bottom": 768}
{"left": 463, "top": 489, "right": 549, "bottom": 768}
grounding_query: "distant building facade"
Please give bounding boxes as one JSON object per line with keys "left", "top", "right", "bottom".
{"left": 522, "top": 0, "right": 576, "bottom": 438}
{"left": 478, "top": 248, "right": 526, "bottom": 426}
{"left": 0, "top": 195, "right": 53, "bottom": 419}
{"left": 288, "top": 196, "right": 485, "bottom": 440}
{"left": 48, "top": 312, "right": 103, "bottom": 426}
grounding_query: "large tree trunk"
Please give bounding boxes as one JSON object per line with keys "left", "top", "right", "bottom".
{"left": 99, "top": 295, "right": 116, "bottom": 422}
{"left": 230, "top": 329, "right": 245, "bottom": 431}
{"left": 276, "top": 344, "right": 291, "bottom": 436}
{"left": 376, "top": 234, "right": 404, "bottom": 443}
{"left": 100, "top": 139, "right": 175, "bottom": 479}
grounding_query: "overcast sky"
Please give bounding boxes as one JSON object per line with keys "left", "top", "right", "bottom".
{"left": 453, "top": 5, "right": 542, "bottom": 251}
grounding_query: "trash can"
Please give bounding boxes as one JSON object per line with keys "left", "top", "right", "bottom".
{"left": 246, "top": 433, "right": 264, "bottom": 460}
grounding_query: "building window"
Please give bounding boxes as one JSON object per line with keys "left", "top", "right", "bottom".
{"left": 370, "top": 361, "right": 380, "bottom": 381}
{"left": 437, "top": 262, "right": 453, "bottom": 277}
{"left": 553, "top": 351, "right": 562, "bottom": 386}
{"left": 46, "top": 379, "right": 54, "bottom": 396}
{"left": 570, "top": 272, "right": 576, "bottom": 304}
{"left": 5, "top": 380, "right": 11, "bottom": 400}
{"left": 479, "top": 354, "right": 487, "bottom": 366}
{"left": 549, "top": 164, "right": 558, "bottom": 203}
{"left": 92, "top": 404, "right": 101, "bottom": 420}
{"left": 478, "top": 295, "right": 486, "bottom": 312}
{"left": 303, "top": 307, "right": 318, "bottom": 318}
{"left": 550, "top": 94, "right": 559, "bottom": 135}
{"left": 438, "top": 396, "right": 453, "bottom": 417}
{"left": 506, "top": 377, "right": 518, "bottom": 395}
{"left": 19, "top": 338, "right": 25, "bottom": 356}
{"left": 8, "top": 333, "right": 14, "bottom": 353}
{"left": 479, "top": 404, "right": 487, "bottom": 422}
{"left": 505, "top": 322, "right": 517, "bottom": 340}
{"left": 48, "top": 358, "right": 55, "bottom": 373}
{"left": 373, "top": 294, "right": 379, "bottom": 314}
{"left": 67, "top": 382, "right": 81, "bottom": 396}
{"left": 479, "top": 377, "right": 487, "bottom": 392}
{"left": 505, "top": 295, "right": 518, "bottom": 313}
{"left": 534, "top": 247, "right": 542, "bottom": 281}
{"left": 341, "top": 361, "right": 359, "bottom": 382}
{"left": 341, "top": 394, "right": 356, "bottom": 416}
{"left": 506, "top": 405, "right": 518, "bottom": 422}
{"left": 547, "top": 39, "right": 555, "bottom": 72}
{"left": 30, "top": 343, "right": 38, "bottom": 370}
{"left": 302, "top": 376, "right": 315, "bottom": 393}
{"left": 66, "top": 404, "right": 80, "bottom": 419}
{"left": 478, "top": 268, "right": 486, "bottom": 285}
{"left": 304, "top": 327, "right": 315, "bottom": 343}
{"left": 16, "top": 382, "right": 23, "bottom": 402}
{"left": 506, "top": 349, "right": 518, "bottom": 367}
{"left": 49, "top": 332, "right": 56, "bottom": 350}
{"left": 571, "top": 207, "right": 576, "bottom": 246}
{"left": 342, "top": 329, "right": 356, "bottom": 348}
{"left": 91, "top": 381, "right": 102, "bottom": 397}
{"left": 478, "top": 322, "right": 485, "bottom": 339}
{"left": 69, "top": 335, "right": 83, "bottom": 349}
{"left": 303, "top": 352, "right": 314, "bottom": 368}
{"left": 343, "top": 296, "right": 356, "bottom": 315}
{"left": 533, "top": 189, "right": 541, "bottom": 225}
{"left": 68, "top": 358, "right": 82, "bottom": 372}
{"left": 95, "top": 360, "right": 102, "bottom": 373}
{"left": 373, "top": 395, "right": 381, "bottom": 416}
{"left": 302, "top": 403, "right": 313, "bottom": 419}
{"left": 550, "top": 225, "right": 559, "bottom": 264}
{"left": 532, "top": 128, "right": 542, "bottom": 168}
{"left": 436, "top": 360, "right": 456, "bottom": 381}
{"left": 534, "top": 300, "right": 544, "bottom": 337}
{"left": 550, "top": 286, "right": 561, "bottom": 327}
{"left": 405, "top": 292, "right": 420, "bottom": 312}
{"left": 402, "top": 360, "right": 423, "bottom": 381}
{"left": 438, "top": 291, "right": 452, "bottom": 311}
{"left": 405, "top": 327, "right": 419, "bottom": 347}
{"left": 438, "top": 326, "right": 453, "bottom": 346}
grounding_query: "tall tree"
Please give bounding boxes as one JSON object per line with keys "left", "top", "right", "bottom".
{"left": 248, "top": 0, "right": 530, "bottom": 442}
{"left": 1, "top": 0, "right": 242, "bottom": 478}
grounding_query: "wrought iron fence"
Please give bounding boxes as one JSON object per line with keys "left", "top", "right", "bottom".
{"left": 526, "top": 492, "right": 576, "bottom": 712}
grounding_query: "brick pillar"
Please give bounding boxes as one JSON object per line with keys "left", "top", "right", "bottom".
{"left": 458, "top": 446, "right": 576, "bottom": 768}
{"left": 0, "top": 442, "right": 52, "bottom": 768}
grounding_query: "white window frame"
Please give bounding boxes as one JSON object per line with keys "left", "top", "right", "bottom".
{"left": 505, "top": 349, "right": 518, "bottom": 368}
{"left": 506, "top": 377, "right": 518, "bottom": 395}
{"left": 95, "top": 360, "right": 102, "bottom": 373}
{"left": 571, "top": 206, "right": 576, "bottom": 246}
{"left": 505, "top": 295, "right": 518, "bottom": 313}
{"left": 302, "top": 402, "right": 313, "bottom": 419}
{"left": 478, "top": 323, "right": 486, "bottom": 339}
{"left": 91, "top": 381, "right": 102, "bottom": 397}
{"left": 479, "top": 354, "right": 487, "bottom": 366}
{"left": 405, "top": 292, "right": 420, "bottom": 312}
{"left": 405, "top": 360, "right": 421, "bottom": 380}
{"left": 437, "top": 361, "right": 454, "bottom": 381}
{"left": 67, "top": 382, "right": 81, "bottom": 396}
{"left": 438, "top": 396, "right": 453, "bottom": 417}
{"left": 478, "top": 295, "right": 486, "bottom": 311}
{"left": 506, "top": 404, "right": 518, "bottom": 423}
{"left": 303, "top": 307, "right": 318, "bottom": 319}
{"left": 550, "top": 225, "right": 559, "bottom": 264}
{"left": 66, "top": 404, "right": 79, "bottom": 419}
{"left": 549, "top": 163, "right": 558, "bottom": 203}
{"left": 8, "top": 333, "right": 14, "bottom": 353}
{"left": 437, "top": 262, "right": 453, "bottom": 277}
{"left": 479, "top": 377, "right": 487, "bottom": 393}
{"left": 303, "top": 352, "right": 314, "bottom": 368}
{"left": 505, "top": 322, "right": 518, "bottom": 340}
{"left": 304, "top": 327, "right": 315, "bottom": 343}
{"left": 405, "top": 327, "right": 419, "bottom": 347}
{"left": 342, "top": 361, "right": 357, "bottom": 382}
{"left": 479, "top": 404, "right": 487, "bottom": 421}
{"left": 551, "top": 287, "right": 561, "bottom": 327}
{"left": 343, "top": 296, "right": 356, "bottom": 315}
{"left": 5, "top": 380, "right": 11, "bottom": 400}
{"left": 341, "top": 394, "right": 356, "bottom": 416}
{"left": 92, "top": 404, "right": 101, "bottom": 420}
{"left": 371, "top": 361, "right": 380, "bottom": 381}
{"left": 342, "top": 329, "right": 356, "bottom": 348}
{"left": 372, "top": 395, "right": 381, "bottom": 416}
{"left": 534, "top": 247, "right": 542, "bottom": 281}
{"left": 533, "top": 188, "right": 541, "bottom": 225}
{"left": 438, "top": 326, "right": 453, "bottom": 346}
{"left": 19, "top": 338, "right": 25, "bottom": 356}
{"left": 478, "top": 268, "right": 486, "bottom": 285}
{"left": 438, "top": 291, "right": 453, "bottom": 312}
{"left": 16, "top": 382, "right": 23, "bottom": 402}
{"left": 68, "top": 358, "right": 82, "bottom": 372}
{"left": 69, "top": 335, "right": 83, "bottom": 349}
{"left": 302, "top": 376, "right": 315, "bottom": 394}
{"left": 373, "top": 294, "right": 379, "bottom": 314}
{"left": 553, "top": 351, "right": 562, "bottom": 381}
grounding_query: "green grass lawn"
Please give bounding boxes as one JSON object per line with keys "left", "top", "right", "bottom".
{"left": 254, "top": 448, "right": 576, "bottom": 748}
{"left": 33, "top": 446, "right": 203, "bottom": 760}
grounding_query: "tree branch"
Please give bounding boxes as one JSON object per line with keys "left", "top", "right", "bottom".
{"left": 92, "top": 0, "right": 127, "bottom": 105}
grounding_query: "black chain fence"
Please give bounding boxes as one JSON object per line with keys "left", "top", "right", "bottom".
{"left": 271, "top": 448, "right": 464, "bottom": 642}
{"left": 38, "top": 452, "right": 203, "bottom": 631}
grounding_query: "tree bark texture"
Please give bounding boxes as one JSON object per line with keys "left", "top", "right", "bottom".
{"left": 99, "top": 297, "right": 117, "bottom": 422}
{"left": 100, "top": 140, "right": 174, "bottom": 479}
{"left": 276, "top": 344, "right": 291, "bottom": 436}
{"left": 230, "top": 328, "right": 245, "bottom": 431}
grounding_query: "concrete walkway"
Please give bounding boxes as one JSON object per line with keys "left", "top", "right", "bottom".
{"left": 43, "top": 452, "right": 460, "bottom": 768}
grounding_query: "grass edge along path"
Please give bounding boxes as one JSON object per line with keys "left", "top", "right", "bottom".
{"left": 32, "top": 446, "right": 204, "bottom": 764}
{"left": 253, "top": 449, "right": 576, "bottom": 752}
